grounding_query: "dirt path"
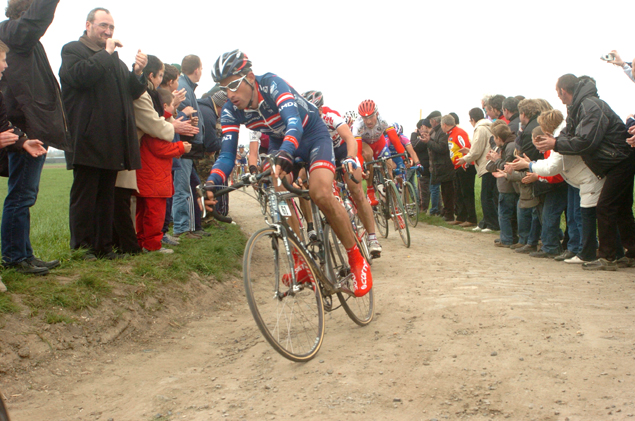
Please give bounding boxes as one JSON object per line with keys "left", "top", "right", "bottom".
{"left": 3, "top": 190, "right": 635, "bottom": 421}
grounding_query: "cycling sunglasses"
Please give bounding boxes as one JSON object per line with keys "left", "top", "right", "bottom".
{"left": 219, "top": 74, "right": 247, "bottom": 92}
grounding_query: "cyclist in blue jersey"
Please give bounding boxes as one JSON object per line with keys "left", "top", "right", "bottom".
{"left": 204, "top": 50, "right": 372, "bottom": 297}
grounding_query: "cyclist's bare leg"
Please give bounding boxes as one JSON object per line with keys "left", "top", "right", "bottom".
{"left": 296, "top": 167, "right": 313, "bottom": 226}
{"left": 362, "top": 143, "right": 374, "bottom": 187}
{"left": 308, "top": 168, "right": 355, "bottom": 249}
{"left": 344, "top": 168, "right": 375, "bottom": 234}
{"left": 273, "top": 172, "right": 302, "bottom": 237}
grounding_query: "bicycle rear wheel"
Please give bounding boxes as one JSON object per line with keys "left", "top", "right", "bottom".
{"left": 323, "top": 224, "right": 374, "bottom": 326}
{"left": 243, "top": 227, "right": 325, "bottom": 362}
{"left": 387, "top": 182, "right": 411, "bottom": 248}
{"left": 403, "top": 181, "right": 419, "bottom": 227}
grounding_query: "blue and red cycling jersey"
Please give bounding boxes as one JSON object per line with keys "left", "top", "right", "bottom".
{"left": 207, "top": 73, "right": 328, "bottom": 185}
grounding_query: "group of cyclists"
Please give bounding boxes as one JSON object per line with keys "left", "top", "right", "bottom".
{"left": 205, "top": 49, "right": 424, "bottom": 299}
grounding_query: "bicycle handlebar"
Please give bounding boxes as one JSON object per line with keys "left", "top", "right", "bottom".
{"left": 204, "top": 169, "right": 272, "bottom": 198}
{"left": 364, "top": 152, "right": 408, "bottom": 166}
{"left": 281, "top": 176, "right": 310, "bottom": 199}
{"left": 336, "top": 165, "right": 360, "bottom": 184}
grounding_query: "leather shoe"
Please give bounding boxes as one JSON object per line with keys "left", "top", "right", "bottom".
{"left": 529, "top": 250, "right": 559, "bottom": 259}
{"left": 515, "top": 244, "right": 538, "bottom": 254}
{"left": 27, "top": 256, "right": 60, "bottom": 269}
{"left": 459, "top": 221, "right": 476, "bottom": 228}
{"left": 554, "top": 250, "right": 576, "bottom": 262}
{"left": 7, "top": 260, "right": 49, "bottom": 276}
{"left": 447, "top": 220, "right": 464, "bottom": 226}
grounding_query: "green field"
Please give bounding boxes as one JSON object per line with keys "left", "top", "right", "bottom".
{"left": 0, "top": 166, "right": 246, "bottom": 318}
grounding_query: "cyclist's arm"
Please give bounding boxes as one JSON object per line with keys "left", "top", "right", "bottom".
{"left": 355, "top": 136, "right": 365, "bottom": 167}
{"left": 248, "top": 141, "right": 259, "bottom": 168}
{"left": 270, "top": 77, "right": 304, "bottom": 156}
{"left": 385, "top": 126, "right": 406, "bottom": 154}
{"left": 405, "top": 143, "right": 419, "bottom": 164}
{"left": 336, "top": 122, "right": 358, "bottom": 160}
{"left": 207, "top": 105, "right": 239, "bottom": 185}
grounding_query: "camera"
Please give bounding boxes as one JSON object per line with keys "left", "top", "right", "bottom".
{"left": 600, "top": 53, "right": 615, "bottom": 62}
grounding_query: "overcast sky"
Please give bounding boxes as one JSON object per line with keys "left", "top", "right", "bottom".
{"left": 37, "top": 0, "right": 635, "bottom": 138}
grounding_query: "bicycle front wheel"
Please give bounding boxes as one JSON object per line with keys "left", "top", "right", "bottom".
{"left": 374, "top": 185, "right": 389, "bottom": 238}
{"left": 323, "top": 224, "right": 374, "bottom": 326}
{"left": 403, "top": 181, "right": 419, "bottom": 227}
{"left": 387, "top": 182, "right": 411, "bottom": 248}
{"left": 243, "top": 227, "right": 325, "bottom": 362}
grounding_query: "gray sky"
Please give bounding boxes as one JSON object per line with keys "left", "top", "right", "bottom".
{"left": 39, "top": 0, "right": 635, "bottom": 137}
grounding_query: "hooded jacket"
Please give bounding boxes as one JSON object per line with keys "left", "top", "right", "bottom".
{"left": 462, "top": 119, "right": 492, "bottom": 177}
{"left": 554, "top": 79, "right": 631, "bottom": 177}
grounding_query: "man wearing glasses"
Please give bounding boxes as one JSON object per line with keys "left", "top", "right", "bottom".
{"left": 204, "top": 50, "right": 372, "bottom": 297}
{"left": 60, "top": 7, "right": 148, "bottom": 260}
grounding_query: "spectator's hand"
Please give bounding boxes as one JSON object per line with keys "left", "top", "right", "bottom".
{"left": 181, "top": 106, "right": 195, "bottom": 117}
{"left": 487, "top": 150, "right": 501, "bottom": 161}
{"left": 508, "top": 155, "right": 530, "bottom": 170}
{"left": 420, "top": 133, "right": 430, "bottom": 143}
{"left": 22, "top": 139, "right": 47, "bottom": 157}
{"left": 458, "top": 147, "right": 470, "bottom": 155}
{"left": 172, "top": 88, "right": 186, "bottom": 108}
{"left": 182, "top": 142, "right": 192, "bottom": 154}
{"left": 172, "top": 116, "right": 200, "bottom": 136}
{"left": 456, "top": 157, "right": 466, "bottom": 167}
{"left": 502, "top": 163, "right": 514, "bottom": 174}
{"left": 628, "top": 125, "right": 635, "bottom": 135}
{"left": 492, "top": 169, "right": 507, "bottom": 179}
{"left": 190, "top": 116, "right": 199, "bottom": 127}
{"left": 533, "top": 134, "right": 556, "bottom": 152}
{"left": 0, "top": 129, "right": 18, "bottom": 147}
{"left": 105, "top": 38, "right": 123, "bottom": 54}
{"left": 522, "top": 172, "right": 539, "bottom": 184}
{"left": 134, "top": 50, "right": 148, "bottom": 75}
{"left": 609, "top": 50, "right": 625, "bottom": 66}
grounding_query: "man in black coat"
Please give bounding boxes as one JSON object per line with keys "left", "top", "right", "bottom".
{"left": 426, "top": 111, "right": 455, "bottom": 222}
{"left": 535, "top": 74, "right": 635, "bottom": 270}
{"left": 411, "top": 119, "right": 431, "bottom": 213}
{"left": 0, "top": 0, "right": 68, "bottom": 274}
{"left": 60, "top": 7, "right": 148, "bottom": 259}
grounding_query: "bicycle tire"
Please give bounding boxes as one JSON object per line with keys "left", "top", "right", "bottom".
{"left": 403, "top": 181, "right": 419, "bottom": 227}
{"left": 374, "top": 185, "right": 389, "bottom": 238}
{"left": 386, "top": 181, "right": 411, "bottom": 248}
{"left": 243, "top": 227, "right": 325, "bottom": 362}
{"left": 323, "top": 224, "right": 374, "bottom": 326}
{"left": 0, "top": 391, "right": 9, "bottom": 421}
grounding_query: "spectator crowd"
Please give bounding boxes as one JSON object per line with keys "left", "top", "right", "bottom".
{"left": 1, "top": 0, "right": 635, "bottom": 295}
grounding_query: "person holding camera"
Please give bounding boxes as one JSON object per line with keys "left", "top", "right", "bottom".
{"left": 603, "top": 50, "right": 635, "bottom": 83}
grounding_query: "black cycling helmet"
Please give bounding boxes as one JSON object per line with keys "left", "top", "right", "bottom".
{"left": 212, "top": 49, "right": 252, "bottom": 83}
{"left": 302, "top": 90, "right": 324, "bottom": 108}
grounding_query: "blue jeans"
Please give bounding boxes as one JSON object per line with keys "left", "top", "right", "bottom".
{"left": 498, "top": 192, "right": 519, "bottom": 245}
{"left": 518, "top": 205, "right": 541, "bottom": 246}
{"left": 1, "top": 150, "right": 47, "bottom": 264}
{"left": 172, "top": 158, "right": 194, "bottom": 235}
{"left": 566, "top": 186, "right": 582, "bottom": 254}
{"left": 539, "top": 185, "right": 568, "bottom": 254}
{"left": 430, "top": 183, "right": 441, "bottom": 215}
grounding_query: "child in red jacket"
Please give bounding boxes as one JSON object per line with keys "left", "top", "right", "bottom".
{"left": 136, "top": 90, "right": 191, "bottom": 253}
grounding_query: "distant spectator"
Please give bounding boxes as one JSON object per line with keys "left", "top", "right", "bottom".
{"left": 411, "top": 119, "right": 433, "bottom": 213}
{"left": 487, "top": 120, "right": 519, "bottom": 247}
{"left": 443, "top": 114, "right": 476, "bottom": 227}
{"left": 485, "top": 94, "right": 509, "bottom": 124}
{"left": 426, "top": 111, "right": 455, "bottom": 222}
{"left": 60, "top": 7, "right": 148, "bottom": 260}
{"left": 502, "top": 97, "right": 521, "bottom": 135}
{"left": 173, "top": 54, "right": 205, "bottom": 239}
{"left": 0, "top": 0, "right": 67, "bottom": 274}
{"left": 459, "top": 108, "right": 497, "bottom": 232}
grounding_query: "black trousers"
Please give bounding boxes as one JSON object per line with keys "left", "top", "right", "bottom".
{"left": 113, "top": 187, "right": 142, "bottom": 254}
{"left": 69, "top": 165, "right": 118, "bottom": 255}
{"left": 479, "top": 172, "right": 500, "bottom": 230}
{"left": 440, "top": 179, "right": 455, "bottom": 221}
{"left": 597, "top": 153, "right": 635, "bottom": 260}
{"left": 454, "top": 166, "right": 477, "bottom": 223}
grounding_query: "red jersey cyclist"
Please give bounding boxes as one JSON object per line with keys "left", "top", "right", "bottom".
{"left": 353, "top": 100, "right": 421, "bottom": 206}
{"left": 204, "top": 50, "right": 372, "bottom": 297}
{"left": 302, "top": 90, "right": 382, "bottom": 258}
